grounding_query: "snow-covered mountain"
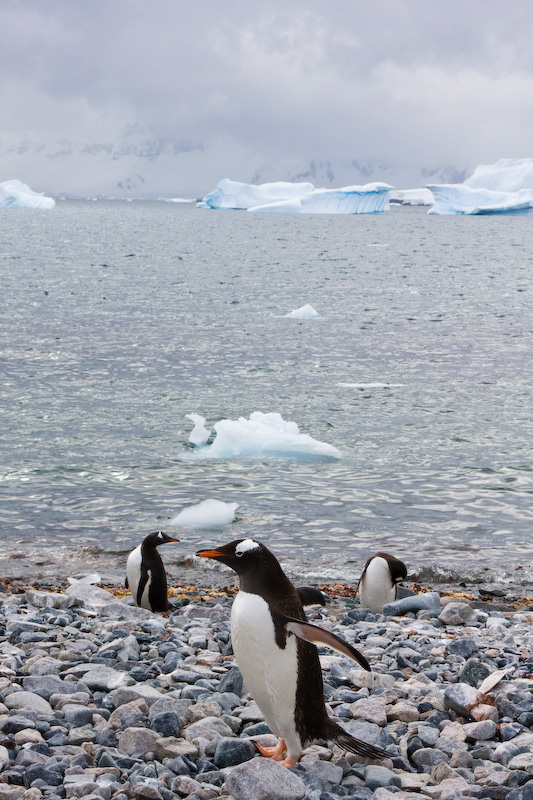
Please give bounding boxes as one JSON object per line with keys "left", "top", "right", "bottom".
{"left": 0, "top": 133, "right": 468, "bottom": 199}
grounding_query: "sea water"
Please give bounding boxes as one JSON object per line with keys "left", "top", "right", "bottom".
{"left": 1, "top": 202, "right": 532, "bottom": 588}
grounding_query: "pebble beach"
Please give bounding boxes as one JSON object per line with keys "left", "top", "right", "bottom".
{"left": 0, "top": 576, "right": 532, "bottom": 800}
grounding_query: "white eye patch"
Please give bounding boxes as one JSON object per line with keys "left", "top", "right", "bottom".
{"left": 235, "top": 538, "right": 260, "bottom": 556}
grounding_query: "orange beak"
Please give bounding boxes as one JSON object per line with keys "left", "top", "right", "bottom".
{"left": 196, "top": 549, "right": 225, "bottom": 558}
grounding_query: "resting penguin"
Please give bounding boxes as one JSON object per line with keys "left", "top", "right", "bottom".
{"left": 358, "top": 552, "right": 407, "bottom": 613}
{"left": 196, "top": 538, "right": 387, "bottom": 767}
{"left": 126, "top": 531, "right": 179, "bottom": 612}
{"left": 296, "top": 586, "right": 326, "bottom": 607}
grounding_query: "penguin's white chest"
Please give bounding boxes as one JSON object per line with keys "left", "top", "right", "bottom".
{"left": 231, "top": 591, "right": 299, "bottom": 744}
{"left": 126, "top": 546, "right": 152, "bottom": 609}
{"left": 359, "top": 556, "right": 396, "bottom": 613}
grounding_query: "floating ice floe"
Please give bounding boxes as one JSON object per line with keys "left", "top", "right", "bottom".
{"left": 183, "top": 411, "right": 341, "bottom": 460}
{"left": 199, "top": 178, "right": 392, "bottom": 214}
{"left": 428, "top": 158, "right": 533, "bottom": 215}
{"left": 186, "top": 413, "right": 211, "bottom": 447}
{"left": 337, "top": 382, "right": 404, "bottom": 389}
{"left": 169, "top": 499, "right": 239, "bottom": 529}
{"left": 0, "top": 179, "right": 55, "bottom": 209}
{"left": 284, "top": 304, "right": 320, "bottom": 319}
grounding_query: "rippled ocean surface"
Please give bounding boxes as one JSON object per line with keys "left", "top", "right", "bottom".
{"left": 1, "top": 202, "right": 532, "bottom": 588}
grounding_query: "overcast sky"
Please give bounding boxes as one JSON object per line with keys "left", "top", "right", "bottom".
{"left": 1, "top": 0, "right": 532, "bottom": 191}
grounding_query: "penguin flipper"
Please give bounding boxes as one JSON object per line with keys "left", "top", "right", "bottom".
{"left": 285, "top": 616, "right": 371, "bottom": 671}
{"left": 125, "top": 576, "right": 129, "bottom": 589}
{"left": 296, "top": 586, "right": 326, "bottom": 606}
{"left": 136, "top": 571, "right": 149, "bottom": 607}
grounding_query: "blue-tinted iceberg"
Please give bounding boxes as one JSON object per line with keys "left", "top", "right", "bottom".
{"left": 428, "top": 158, "right": 533, "bottom": 215}
{"left": 300, "top": 183, "right": 391, "bottom": 214}
{"left": 200, "top": 178, "right": 392, "bottom": 214}
{"left": 200, "top": 178, "right": 314, "bottom": 210}
{"left": 249, "top": 182, "right": 392, "bottom": 214}
{"left": 183, "top": 411, "right": 341, "bottom": 460}
{"left": 0, "top": 179, "right": 55, "bottom": 209}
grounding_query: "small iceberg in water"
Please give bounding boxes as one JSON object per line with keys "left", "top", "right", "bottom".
{"left": 183, "top": 411, "right": 341, "bottom": 460}
{"left": 284, "top": 304, "right": 320, "bottom": 319}
{"left": 169, "top": 499, "right": 239, "bottom": 529}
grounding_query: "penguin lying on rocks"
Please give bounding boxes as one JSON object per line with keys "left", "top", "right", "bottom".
{"left": 197, "top": 537, "right": 388, "bottom": 768}
{"left": 126, "top": 531, "right": 179, "bottom": 612}
{"left": 358, "top": 551, "right": 407, "bottom": 613}
{"left": 296, "top": 586, "right": 326, "bottom": 606}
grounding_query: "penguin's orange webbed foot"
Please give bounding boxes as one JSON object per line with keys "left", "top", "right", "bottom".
{"left": 253, "top": 739, "right": 287, "bottom": 761}
{"left": 279, "top": 754, "right": 299, "bottom": 768}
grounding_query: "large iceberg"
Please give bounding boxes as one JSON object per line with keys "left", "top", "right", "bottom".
{"left": 0, "top": 179, "right": 55, "bottom": 209}
{"left": 464, "top": 158, "right": 533, "bottom": 192}
{"left": 199, "top": 178, "right": 392, "bottom": 214}
{"left": 184, "top": 411, "right": 341, "bottom": 459}
{"left": 200, "top": 178, "right": 314, "bottom": 210}
{"left": 428, "top": 158, "right": 533, "bottom": 215}
{"left": 250, "top": 183, "right": 392, "bottom": 214}
{"left": 428, "top": 184, "right": 533, "bottom": 216}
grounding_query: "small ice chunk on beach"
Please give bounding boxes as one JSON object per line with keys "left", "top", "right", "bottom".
{"left": 284, "top": 304, "right": 320, "bottom": 319}
{"left": 169, "top": 499, "right": 239, "bottom": 528}
{"left": 185, "top": 411, "right": 341, "bottom": 460}
{"left": 186, "top": 413, "right": 211, "bottom": 447}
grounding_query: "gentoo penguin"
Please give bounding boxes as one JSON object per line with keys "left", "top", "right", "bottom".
{"left": 196, "top": 538, "right": 387, "bottom": 767}
{"left": 358, "top": 552, "right": 407, "bottom": 613}
{"left": 126, "top": 531, "right": 179, "bottom": 612}
{"left": 296, "top": 586, "right": 326, "bottom": 607}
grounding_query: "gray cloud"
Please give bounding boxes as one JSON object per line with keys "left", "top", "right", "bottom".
{"left": 1, "top": 0, "right": 532, "bottom": 194}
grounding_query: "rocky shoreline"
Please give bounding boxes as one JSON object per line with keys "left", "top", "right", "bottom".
{"left": 0, "top": 580, "right": 532, "bottom": 800}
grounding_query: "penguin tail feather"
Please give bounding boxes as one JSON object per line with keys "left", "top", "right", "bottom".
{"left": 329, "top": 722, "right": 388, "bottom": 761}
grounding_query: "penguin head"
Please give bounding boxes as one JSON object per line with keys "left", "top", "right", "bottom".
{"left": 143, "top": 531, "right": 180, "bottom": 549}
{"left": 197, "top": 538, "right": 296, "bottom": 595}
{"left": 196, "top": 538, "right": 280, "bottom": 576}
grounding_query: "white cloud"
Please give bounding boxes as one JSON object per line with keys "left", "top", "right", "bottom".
{"left": 1, "top": 0, "right": 532, "bottom": 194}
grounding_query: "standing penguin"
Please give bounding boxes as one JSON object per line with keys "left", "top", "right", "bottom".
{"left": 126, "top": 531, "right": 179, "bottom": 612}
{"left": 196, "top": 538, "right": 387, "bottom": 767}
{"left": 358, "top": 552, "right": 407, "bottom": 613}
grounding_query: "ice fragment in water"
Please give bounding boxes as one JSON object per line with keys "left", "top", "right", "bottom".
{"left": 169, "top": 499, "right": 238, "bottom": 528}
{"left": 186, "top": 413, "right": 211, "bottom": 447}
{"left": 284, "top": 304, "right": 320, "bottom": 319}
